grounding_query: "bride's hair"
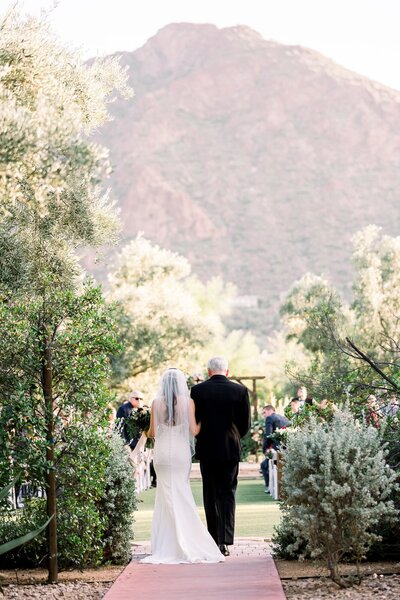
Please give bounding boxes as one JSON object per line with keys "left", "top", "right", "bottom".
{"left": 154, "top": 368, "right": 194, "bottom": 455}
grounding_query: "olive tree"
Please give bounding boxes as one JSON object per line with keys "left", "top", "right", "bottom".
{"left": 0, "top": 8, "right": 131, "bottom": 581}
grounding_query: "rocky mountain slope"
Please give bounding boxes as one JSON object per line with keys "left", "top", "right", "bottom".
{"left": 93, "top": 23, "right": 400, "bottom": 339}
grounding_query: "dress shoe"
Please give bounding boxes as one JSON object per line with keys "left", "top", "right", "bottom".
{"left": 219, "top": 544, "right": 230, "bottom": 556}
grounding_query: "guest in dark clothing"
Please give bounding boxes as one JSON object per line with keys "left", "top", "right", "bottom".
{"left": 191, "top": 356, "right": 250, "bottom": 556}
{"left": 293, "top": 385, "right": 314, "bottom": 409}
{"left": 116, "top": 390, "right": 143, "bottom": 449}
{"left": 260, "top": 405, "right": 290, "bottom": 494}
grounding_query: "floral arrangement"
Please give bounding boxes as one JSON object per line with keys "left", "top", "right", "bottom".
{"left": 123, "top": 407, "right": 152, "bottom": 448}
{"left": 241, "top": 418, "right": 265, "bottom": 461}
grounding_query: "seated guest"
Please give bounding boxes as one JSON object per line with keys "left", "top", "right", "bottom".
{"left": 260, "top": 405, "right": 290, "bottom": 494}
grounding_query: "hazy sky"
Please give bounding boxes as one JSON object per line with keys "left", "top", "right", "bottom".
{"left": 7, "top": 0, "right": 400, "bottom": 91}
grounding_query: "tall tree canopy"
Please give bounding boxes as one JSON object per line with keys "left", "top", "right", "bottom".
{"left": 0, "top": 8, "right": 131, "bottom": 582}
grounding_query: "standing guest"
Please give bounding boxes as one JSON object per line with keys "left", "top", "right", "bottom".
{"left": 384, "top": 394, "right": 399, "bottom": 417}
{"left": 293, "top": 385, "right": 314, "bottom": 409}
{"left": 284, "top": 397, "right": 300, "bottom": 421}
{"left": 366, "top": 394, "right": 380, "bottom": 429}
{"left": 191, "top": 356, "right": 250, "bottom": 557}
{"left": 260, "top": 405, "right": 290, "bottom": 494}
{"left": 116, "top": 390, "right": 143, "bottom": 449}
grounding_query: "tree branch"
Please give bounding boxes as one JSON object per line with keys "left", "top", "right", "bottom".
{"left": 345, "top": 337, "right": 399, "bottom": 391}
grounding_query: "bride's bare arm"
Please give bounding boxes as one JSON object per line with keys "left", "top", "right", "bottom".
{"left": 189, "top": 398, "right": 201, "bottom": 436}
{"left": 146, "top": 403, "right": 155, "bottom": 438}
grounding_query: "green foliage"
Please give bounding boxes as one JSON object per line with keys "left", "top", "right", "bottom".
{"left": 271, "top": 516, "right": 309, "bottom": 561}
{"left": 272, "top": 411, "right": 398, "bottom": 586}
{"left": 352, "top": 225, "right": 400, "bottom": 350}
{"left": 0, "top": 430, "right": 136, "bottom": 568}
{"left": 0, "top": 8, "right": 134, "bottom": 577}
{"left": 55, "top": 426, "right": 110, "bottom": 568}
{"left": 0, "top": 499, "right": 48, "bottom": 567}
{"left": 0, "top": 283, "right": 119, "bottom": 477}
{"left": 283, "top": 401, "right": 336, "bottom": 428}
{"left": 120, "top": 408, "right": 151, "bottom": 444}
{"left": 0, "top": 284, "right": 122, "bottom": 568}
{"left": 279, "top": 227, "right": 400, "bottom": 403}
{"left": 101, "top": 433, "right": 136, "bottom": 564}
{"left": 240, "top": 418, "right": 264, "bottom": 460}
{"left": 0, "top": 8, "right": 131, "bottom": 237}
{"left": 108, "top": 235, "right": 227, "bottom": 385}
{"left": 0, "top": 478, "right": 52, "bottom": 558}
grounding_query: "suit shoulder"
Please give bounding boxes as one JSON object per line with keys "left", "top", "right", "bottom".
{"left": 229, "top": 380, "right": 249, "bottom": 394}
{"left": 190, "top": 381, "right": 207, "bottom": 395}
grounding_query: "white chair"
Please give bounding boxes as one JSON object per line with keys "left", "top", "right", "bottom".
{"left": 268, "top": 449, "right": 279, "bottom": 499}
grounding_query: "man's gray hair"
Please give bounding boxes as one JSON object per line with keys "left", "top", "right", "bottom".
{"left": 207, "top": 356, "right": 228, "bottom": 373}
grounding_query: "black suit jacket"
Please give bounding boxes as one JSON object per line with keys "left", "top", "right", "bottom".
{"left": 262, "top": 413, "right": 291, "bottom": 452}
{"left": 190, "top": 375, "right": 251, "bottom": 461}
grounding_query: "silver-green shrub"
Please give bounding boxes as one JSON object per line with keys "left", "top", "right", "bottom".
{"left": 273, "top": 410, "right": 398, "bottom": 586}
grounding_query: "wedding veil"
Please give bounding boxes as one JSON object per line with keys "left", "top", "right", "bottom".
{"left": 153, "top": 368, "right": 195, "bottom": 456}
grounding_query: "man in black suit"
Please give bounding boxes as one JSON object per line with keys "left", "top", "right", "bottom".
{"left": 190, "top": 356, "right": 250, "bottom": 557}
{"left": 260, "top": 405, "right": 290, "bottom": 493}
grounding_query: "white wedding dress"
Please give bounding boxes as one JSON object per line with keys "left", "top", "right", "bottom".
{"left": 141, "top": 370, "right": 224, "bottom": 564}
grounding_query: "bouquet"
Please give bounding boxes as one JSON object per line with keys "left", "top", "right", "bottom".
{"left": 124, "top": 406, "right": 153, "bottom": 448}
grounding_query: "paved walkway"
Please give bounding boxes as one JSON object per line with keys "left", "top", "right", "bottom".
{"left": 103, "top": 538, "right": 286, "bottom": 600}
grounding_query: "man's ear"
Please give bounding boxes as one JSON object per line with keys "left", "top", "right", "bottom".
{"left": 225, "top": 369, "right": 229, "bottom": 377}
{"left": 207, "top": 368, "right": 212, "bottom": 377}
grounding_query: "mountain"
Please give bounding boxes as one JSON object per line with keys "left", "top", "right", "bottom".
{"left": 92, "top": 23, "right": 400, "bottom": 340}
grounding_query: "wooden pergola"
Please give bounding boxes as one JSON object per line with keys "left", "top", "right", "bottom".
{"left": 229, "top": 375, "right": 266, "bottom": 419}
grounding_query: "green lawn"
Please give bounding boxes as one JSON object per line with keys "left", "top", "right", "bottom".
{"left": 134, "top": 478, "right": 281, "bottom": 541}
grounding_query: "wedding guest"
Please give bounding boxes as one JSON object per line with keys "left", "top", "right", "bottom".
{"left": 293, "top": 385, "right": 314, "bottom": 408}
{"left": 260, "top": 405, "right": 290, "bottom": 494}
{"left": 384, "top": 394, "right": 399, "bottom": 417}
{"left": 116, "top": 390, "right": 143, "bottom": 448}
{"left": 366, "top": 394, "right": 380, "bottom": 429}
{"left": 317, "top": 398, "right": 337, "bottom": 411}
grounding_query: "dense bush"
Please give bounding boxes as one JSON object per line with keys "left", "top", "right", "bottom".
{"left": 101, "top": 432, "right": 136, "bottom": 564}
{"left": 272, "top": 411, "right": 398, "bottom": 586}
{"left": 0, "top": 429, "right": 136, "bottom": 568}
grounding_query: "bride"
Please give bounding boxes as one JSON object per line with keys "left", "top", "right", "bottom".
{"left": 140, "top": 368, "right": 224, "bottom": 564}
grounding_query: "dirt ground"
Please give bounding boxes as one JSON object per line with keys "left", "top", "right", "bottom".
{"left": 277, "top": 559, "right": 400, "bottom": 599}
{"left": 276, "top": 559, "right": 400, "bottom": 579}
{"left": 0, "top": 565, "right": 123, "bottom": 586}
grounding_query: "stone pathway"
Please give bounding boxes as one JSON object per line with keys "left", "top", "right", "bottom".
{"left": 103, "top": 538, "right": 286, "bottom": 600}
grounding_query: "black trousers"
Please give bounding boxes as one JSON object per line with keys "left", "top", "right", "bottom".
{"left": 200, "top": 460, "right": 239, "bottom": 546}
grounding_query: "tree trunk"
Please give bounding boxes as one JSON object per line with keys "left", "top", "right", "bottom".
{"left": 42, "top": 337, "right": 58, "bottom": 583}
